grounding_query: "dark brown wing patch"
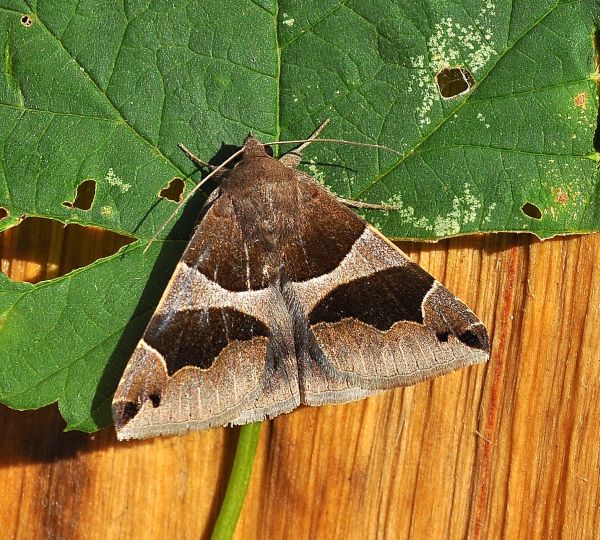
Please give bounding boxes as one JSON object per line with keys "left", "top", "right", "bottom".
{"left": 308, "top": 266, "right": 434, "bottom": 329}
{"left": 281, "top": 181, "right": 365, "bottom": 282}
{"left": 180, "top": 159, "right": 366, "bottom": 291}
{"left": 182, "top": 193, "right": 268, "bottom": 292}
{"left": 145, "top": 307, "right": 269, "bottom": 373}
{"left": 457, "top": 327, "right": 489, "bottom": 350}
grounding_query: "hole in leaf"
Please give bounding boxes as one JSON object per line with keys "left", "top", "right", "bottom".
{"left": 522, "top": 202, "right": 542, "bottom": 220}
{"left": 435, "top": 67, "right": 474, "bottom": 99}
{"left": 436, "top": 331, "right": 450, "bottom": 342}
{"left": 158, "top": 177, "right": 185, "bottom": 202}
{"left": 20, "top": 14, "right": 33, "bottom": 27}
{"left": 0, "top": 208, "right": 8, "bottom": 221}
{"left": 0, "top": 217, "right": 135, "bottom": 284}
{"left": 148, "top": 394, "right": 161, "bottom": 408}
{"left": 62, "top": 179, "right": 97, "bottom": 210}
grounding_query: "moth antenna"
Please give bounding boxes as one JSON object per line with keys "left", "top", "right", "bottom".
{"left": 265, "top": 137, "right": 403, "bottom": 156}
{"left": 178, "top": 143, "right": 218, "bottom": 170}
{"left": 290, "top": 118, "right": 330, "bottom": 155}
{"left": 143, "top": 146, "right": 246, "bottom": 253}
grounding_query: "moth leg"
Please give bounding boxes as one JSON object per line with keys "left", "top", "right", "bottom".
{"left": 295, "top": 167, "right": 396, "bottom": 211}
{"left": 178, "top": 143, "right": 222, "bottom": 171}
{"left": 279, "top": 119, "right": 330, "bottom": 168}
{"left": 336, "top": 197, "right": 398, "bottom": 211}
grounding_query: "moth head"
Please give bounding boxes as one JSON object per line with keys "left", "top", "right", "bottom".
{"left": 243, "top": 134, "right": 271, "bottom": 159}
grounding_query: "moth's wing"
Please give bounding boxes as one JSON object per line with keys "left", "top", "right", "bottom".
{"left": 283, "top": 180, "right": 490, "bottom": 405}
{"left": 112, "top": 193, "right": 300, "bottom": 440}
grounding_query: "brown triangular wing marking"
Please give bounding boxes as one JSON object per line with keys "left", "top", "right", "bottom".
{"left": 113, "top": 192, "right": 301, "bottom": 440}
{"left": 113, "top": 264, "right": 301, "bottom": 439}
{"left": 291, "top": 224, "right": 489, "bottom": 405}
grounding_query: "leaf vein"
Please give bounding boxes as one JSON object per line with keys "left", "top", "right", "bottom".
{"left": 280, "top": 0, "right": 350, "bottom": 51}
{"left": 356, "top": 1, "right": 566, "bottom": 198}
{"left": 31, "top": 8, "right": 188, "bottom": 181}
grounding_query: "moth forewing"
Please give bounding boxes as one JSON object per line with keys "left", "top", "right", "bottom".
{"left": 112, "top": 131, "right": 489, "bottom": 440}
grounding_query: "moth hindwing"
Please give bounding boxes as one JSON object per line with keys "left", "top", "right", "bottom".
{"left": 112, "top": 134, "right": 490, "bottom": 440}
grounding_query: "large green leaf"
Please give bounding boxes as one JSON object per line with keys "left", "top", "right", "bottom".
{"left": 0, "top": 0, "right": 598, "bottom": 431}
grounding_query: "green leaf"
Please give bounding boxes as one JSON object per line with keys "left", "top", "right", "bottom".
{"left": 0, "top": 0, "right": 599, "bottom": 430}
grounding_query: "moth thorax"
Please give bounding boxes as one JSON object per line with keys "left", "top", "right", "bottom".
{"left": 243, "top": 136, "right": 268, "bottom": 158}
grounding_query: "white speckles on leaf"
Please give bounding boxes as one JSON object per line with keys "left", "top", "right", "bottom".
{"left": 433, "top": 215, "right": 461, "bottom": 236}
{"left": 382, "top": 183, "right": 485, "bottom": 236}
{"left": 411, "top": 55, "right": 425, "bottom": 69}
{"left": 105, "top": 168, "right": 131, "bottom": 193}
{"left": 476, "top": 112, "right": 490, "bottom": 128}
{"left": 434, "top": 184, "right": 482, "bottom": 235}
{"left": 408, "top": 4, "right": 498, "bottom": 127}
{"left": 384, "top": 193, "right": 433, "bottom": 229}
{"left": 483, "top": 202, "right": 497, "bottom": 223}
{"left": 282, "top": 13, "right": 295, "bottom": 26}
{"left": 307, "top": 159, "right": 326, "bottom": 184}
{"left": 101, "top": 206, "right": 113, "bottom": 217}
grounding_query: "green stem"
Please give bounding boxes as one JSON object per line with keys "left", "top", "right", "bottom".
{"left": 210, "top": 422, "right": 263, "bottom": 540}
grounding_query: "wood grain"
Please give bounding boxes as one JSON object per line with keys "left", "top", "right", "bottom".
{"left": 0, "top": 219, "right": 598, "bottom": 540}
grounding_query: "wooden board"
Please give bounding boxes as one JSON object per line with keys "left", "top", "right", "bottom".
{"left": 0, "top": 219, "right": 598, "bottom": 539}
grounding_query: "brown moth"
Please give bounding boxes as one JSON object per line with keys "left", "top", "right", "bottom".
{"left": 112, "top": 130, "right": 490, "bottom": 440}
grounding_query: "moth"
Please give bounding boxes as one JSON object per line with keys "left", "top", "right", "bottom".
{"left": 112, "top": 127, "right": 490, "bottom": 440}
